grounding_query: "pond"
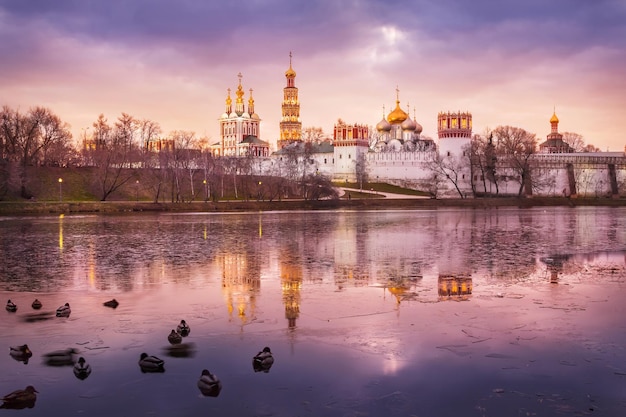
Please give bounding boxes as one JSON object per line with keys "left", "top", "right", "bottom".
{"left": 1, "top": 207, "right": 625, "bottom": 416}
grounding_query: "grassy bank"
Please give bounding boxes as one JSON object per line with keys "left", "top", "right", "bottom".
{"left": 0, "top": 195, "right": 624, "bottom": 216}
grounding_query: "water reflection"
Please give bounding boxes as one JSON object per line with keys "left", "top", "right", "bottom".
{"left": 1, "top": 208, "right": 625, "bottom": 416}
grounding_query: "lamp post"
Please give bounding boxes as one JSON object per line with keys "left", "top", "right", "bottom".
{"left": 203, "top": 179, "right": 207, "bottom": 202}
{"left": 135, "top": 180, "right": 139, "bottom": 201}
{"left": 58, "top": 178, "right": 63, "bottom": 202}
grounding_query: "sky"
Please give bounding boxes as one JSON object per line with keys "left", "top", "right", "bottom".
{"left": 1, "top": 0, "right": 625, "bottom": 151}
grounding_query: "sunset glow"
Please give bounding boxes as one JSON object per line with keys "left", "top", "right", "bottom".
{"left": 1, "top": 0, "right": 624, "bottom": 151}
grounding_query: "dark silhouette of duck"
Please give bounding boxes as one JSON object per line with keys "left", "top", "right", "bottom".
{"left": 6, "top": 299, "right": 17, "bottom": 312}
{"left": 167, "top": 329, "right": 182, "bottom": 345}
{"left": 138, "top": 353, "right": 165, "bottom": 373}
{"left": 31, "top": 299, "right": 42, "bottom": 310}
{"left": 73, "top": 357, "right": 92, "bottom": 380}
{"left": 56, "top": 303, "right": 71, "bottom": 317}
{"left": 9, "top": 344, "right": 33, "bottom": 364}
{"left": 103, "top": 299, "right": 119, "bottom": 308}
{"left": 197, "top": 369, "right": 222, "bottom": 397}
{"left": 253, "top": 346, "right": 275, "bottom": 373}
{"left": 43, "top": 348, "right": 78, "bottom": 366}
{"left": 1, "top": 386, "right": 37, "bottom": 409}
{"left": 176, "top": 320, "right": 190, "bottom": 337}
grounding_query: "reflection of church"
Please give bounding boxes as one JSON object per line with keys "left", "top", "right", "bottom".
{"left": 438, "top": 274, "right": 473, "bottom": 300}
{"left": 218, "top": 252, "right": 261, "bottom": 324}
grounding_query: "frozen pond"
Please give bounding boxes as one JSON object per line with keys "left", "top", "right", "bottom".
{"left": 1, "top": 207, "right": 625, "bottom": 416}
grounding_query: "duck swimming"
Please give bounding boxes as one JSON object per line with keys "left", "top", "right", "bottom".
{"left": 176, "top": 320, "right": 190, "bottom": 336}
{"left": 56, "top": 303, "right": 71, "bottom": 317}
{"left": 253, "top": 346, "right": 275, "bottom": 373}
{"left": 73, "top": 357, "right": 92, "bottom": 380}
{"left": 31, "top": 299, "right": 42, "bottom": 310}
{"left": 197, "top": 369, "right": 222, "bottom": 397}
{"left": 103, "top": 299, "right": 119, "bottom": 308}
{"left": 6, "top": 299, "right": 17, "bottom": 312}
{"left": 43, "top": 348, "right": 78, "bottom": 366}
{"left": 9, "top": 345, "right": 33, "bottom": 364}
{"left": 138, "top": 353, "right": 165, "bottom": 373}
{"left": 167, "top": 329, "right": 182, "bottom": 345}
{"left": 1, "top": 386, "right": 38, "bottom": 409}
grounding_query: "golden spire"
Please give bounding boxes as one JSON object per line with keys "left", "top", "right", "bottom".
{"left": 550, "top": 106, "right": 559, "bottom": 123}
{"left": 387, "top": 86, "right": 408, "bottom": 123}
{"left": 285, "top": 51, "right": 296, "bottom": 78}
{"left": 225, "top": 88, "right": 232, "bottom": 113}
{"left": 248, "top": 88, "right": 255, "bottom": 114}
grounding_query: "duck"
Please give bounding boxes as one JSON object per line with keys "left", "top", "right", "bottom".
{"left": 73, "top": 357, "right": 92, "bottom": 380}
{"left": 138, "top": 353, "right": 165, "bottom": 373}
{"left": 31, "top": 299, "right": 42, "bottom": 310}
{"left": 176, "top": 320, "right": 190, "bottom": 336}
{"left": 43, "top": 348, "right": 78, "bottom": 366}
{"left": 56, "top": 303, "right": 71, "bottom": 317}
{"left": 103, "top": 299, "right": 119, "bottom": 309}
{"left": 167, "top": 329, "right": 182, "bottom": 345}
{"left": 197, "top": 369, "right": 222, "bottom": 397}
{"left": 6, "top": 299, "right": 17, "bottom": 312}
{"left": 1, "top": 386, "right": 38, "bottom": 409}
{"left": 252, "top": 346, "right": 275, "bottom": 373}
{"left": 9, "top": 345, "right": 33, "bottom": 364}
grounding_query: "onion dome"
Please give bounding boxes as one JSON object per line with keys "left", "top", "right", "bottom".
{"left": 401, "top": 106, "right": 417, "bottom": 131}
{"left": 387, "top": 100, "right": 408, "bottom": 124}
{"left": 376, "top": 106, "right": 391, "bottom": 132}
{"left": 550, "top": 111, "right": 559, "bottom": 124}
{"left": 412, "top": 109, "right": 422, "bottom": 134}
{"left": 377, "top": 118, "right": 391, "bottom": 132}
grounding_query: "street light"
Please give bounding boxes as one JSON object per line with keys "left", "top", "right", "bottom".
{"left": 135, "top": 180, "right": 139, "bottom": 201}
{"left": 203, "top": 179, "right": 207, "bottom": 202}
{"left": 58, "top": 178, "right": 63, "bottom": 202}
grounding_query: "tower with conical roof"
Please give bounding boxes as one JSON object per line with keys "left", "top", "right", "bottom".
{"left": 278, "top": 52, "right": 302, "bottom": 150}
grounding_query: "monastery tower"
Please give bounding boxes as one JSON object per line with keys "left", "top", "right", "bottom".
{"left": 277, "top": 52, "right": 302, "bottom": 150}
{"left": 437, "top": 111, "right": 472, "bottom": 158}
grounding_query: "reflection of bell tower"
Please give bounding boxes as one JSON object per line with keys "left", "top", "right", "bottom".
{"left": 280, "top": 249, "right": 302, "bottom": 328}
{"left": 277, "top": 52, "right": 301, "bottom": 150}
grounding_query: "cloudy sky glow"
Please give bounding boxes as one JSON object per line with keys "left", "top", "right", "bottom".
{"left": 1, "top": 0, "right": 625, "bottom": 151}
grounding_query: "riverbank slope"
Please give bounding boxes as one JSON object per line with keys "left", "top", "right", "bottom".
{"left": 0, "top": 196, "right": 624, "bottom": 215}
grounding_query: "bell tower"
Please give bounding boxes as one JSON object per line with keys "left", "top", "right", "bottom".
{"left": 278, "top": 52, "right": 302, "bottom": 149}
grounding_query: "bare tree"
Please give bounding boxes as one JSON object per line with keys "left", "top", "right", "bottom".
{"left": 301, "top": 127, "right": 325, "bottom": 144}
{"left": 427, "top": 151, "right": 468, "bottom": 198}
{"left": 354, "top": 152, "right": 368, "bottom": 191}
{"left": 0, "top": 106, "right": 73, "bottom": 198}
{"left": 89, "top": 113, "right": 139, "bottom": 201}
{"left": 492, "top": 125, "right": 537, "bottom": 197}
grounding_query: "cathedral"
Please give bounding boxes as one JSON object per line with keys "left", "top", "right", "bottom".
{"left": 210, "top": 73, "right": 270, "bottom": 157}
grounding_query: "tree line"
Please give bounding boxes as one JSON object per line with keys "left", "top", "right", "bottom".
{"left": 0, "top": 105, "right": 338, "bottom": 202}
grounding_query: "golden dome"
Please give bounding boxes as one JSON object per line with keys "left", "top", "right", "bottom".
{"left": 550, "top": 112, "right": 559, "bottom": 123}
{"left": 387, "top": 101, "right": 408, "bottom": 124}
